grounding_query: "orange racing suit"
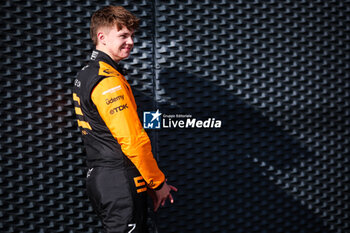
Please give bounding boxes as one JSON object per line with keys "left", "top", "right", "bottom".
{"left": 72, "top": 50, "right": 165, "bottom": 190}
{"left": 73, "top": 50, "right": 165, "bottom": 232}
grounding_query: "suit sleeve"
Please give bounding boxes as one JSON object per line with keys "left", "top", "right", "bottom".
{"left": 91, "top": 76, "right": 165, "bottom": 189}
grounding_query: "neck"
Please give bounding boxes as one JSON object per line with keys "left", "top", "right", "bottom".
{"left": 95, "top": 45, "right": 121, "bottom": 63}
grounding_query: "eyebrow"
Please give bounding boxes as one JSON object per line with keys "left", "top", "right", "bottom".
{"left": 120, "top": 32, "right": 134, "bottom": 37}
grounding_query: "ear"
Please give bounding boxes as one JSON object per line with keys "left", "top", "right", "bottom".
{"left": 97, "top": 31, "right": 106, "bottom": 45}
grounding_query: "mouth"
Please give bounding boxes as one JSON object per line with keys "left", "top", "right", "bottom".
{"left": 122, "top": 46, "right": 132, "bottom": 52}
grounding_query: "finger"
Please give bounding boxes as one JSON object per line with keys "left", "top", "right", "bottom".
{"left": 161, "top": 198, "right": 166, "bottom": 207}
{"left": 168, "top": 193, "right": 174, "bottom": 204}
{"left": 169, "top": 185, "right": 178, "bottom": 192}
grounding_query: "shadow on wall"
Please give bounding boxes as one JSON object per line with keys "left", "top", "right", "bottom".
{"left": 151, "top": 67, "right": 331, "bottom": 233}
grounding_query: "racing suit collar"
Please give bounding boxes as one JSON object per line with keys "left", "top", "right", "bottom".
{"left": 91, "top": 50, "right": 127, "bottom": 76}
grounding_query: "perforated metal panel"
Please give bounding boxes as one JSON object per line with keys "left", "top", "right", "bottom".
{"left": 0, "top": 0, "right": 349, "bottom": 232}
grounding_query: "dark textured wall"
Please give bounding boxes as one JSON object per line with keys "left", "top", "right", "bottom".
{"left": 0, "top": 0, "right": 349, "bottom": 232}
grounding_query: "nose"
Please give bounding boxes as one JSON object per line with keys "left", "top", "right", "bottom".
{"left": 126, "top": 36, "right": 134, "bottom": 45}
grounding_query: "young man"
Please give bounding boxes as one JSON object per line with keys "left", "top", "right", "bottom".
{"left": 72, "top": 6, "right": 177, "bottom": 233}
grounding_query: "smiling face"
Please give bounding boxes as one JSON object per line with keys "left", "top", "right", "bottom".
{"left": 96, "top": 25, "right": 135, "bottom": 62}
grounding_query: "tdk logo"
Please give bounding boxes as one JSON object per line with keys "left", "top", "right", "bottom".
{"left": 143, "top": 110, "right": 162, "bottom": 129}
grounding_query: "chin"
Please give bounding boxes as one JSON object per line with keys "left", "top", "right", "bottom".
{"left": 122, "top": 54, "right": 130, "bottom": 59}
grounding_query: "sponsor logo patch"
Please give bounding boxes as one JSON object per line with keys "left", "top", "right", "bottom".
{"left": 103, "top": 69, "right": 111, "bottom": 74}
{"left": 74, "top": 79, "right": 81, "bottom": 87}
{"left": 110, "top": 104, "right": 128, "bottom": 114}
{"left": 102, "top": 85, "right": 122, "bottom": 95}
{"left": 105, "top": 95, "right": 124, "bottom": 105}
{"left": 91, "top": 51, "right": 98, "bottom": 60}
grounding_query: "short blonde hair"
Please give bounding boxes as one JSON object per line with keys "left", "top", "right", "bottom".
{"left": 90, "top": 6, "right": 140, "bottom": 45}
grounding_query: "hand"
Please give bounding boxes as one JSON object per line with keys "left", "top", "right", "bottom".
{"left": 148, "top": 181, "right": 178, "bottom": 212}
